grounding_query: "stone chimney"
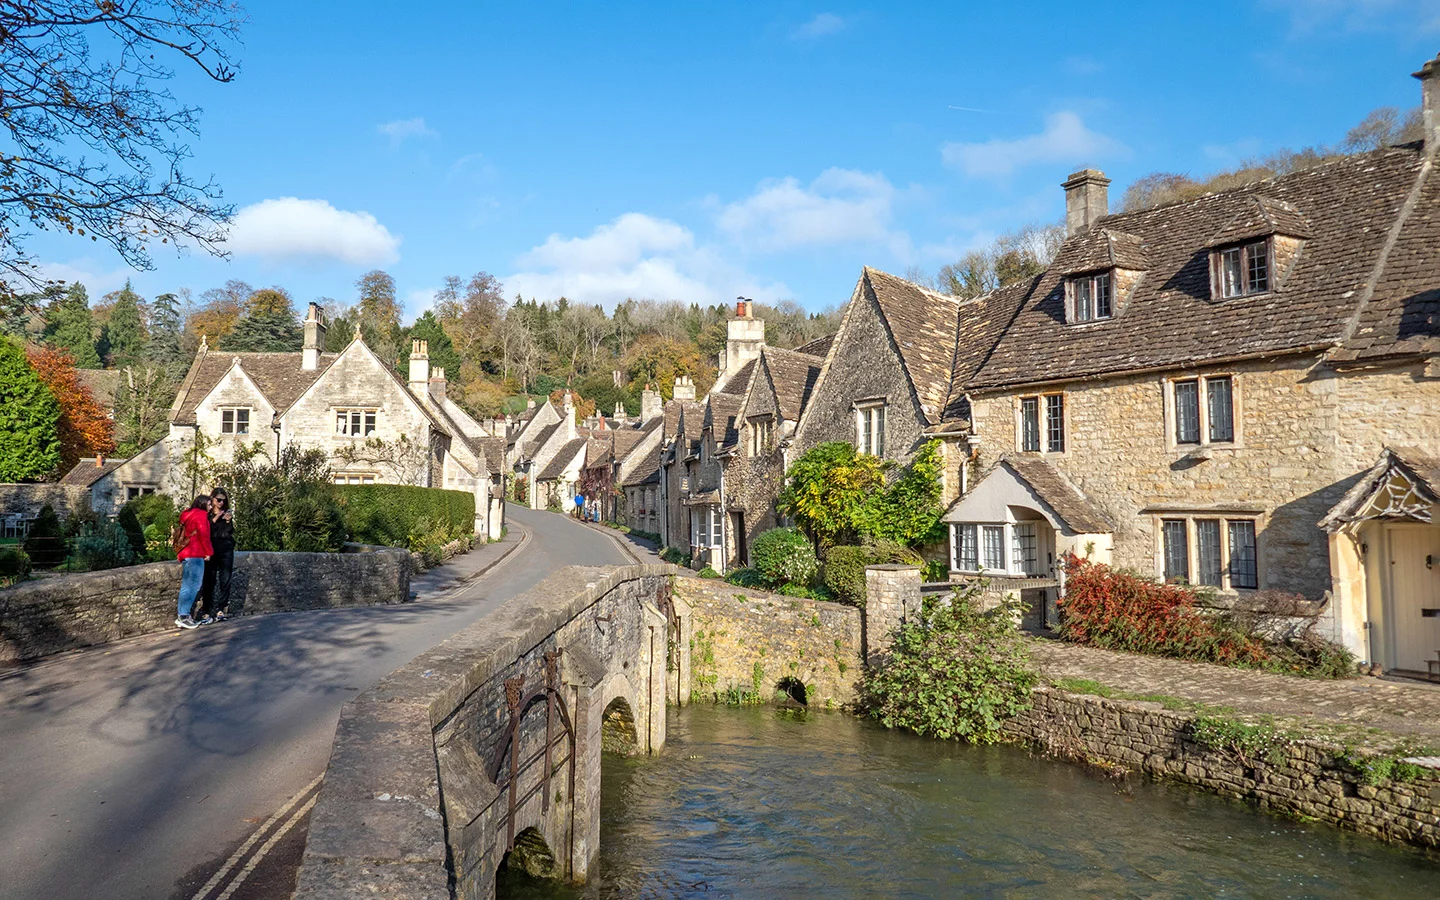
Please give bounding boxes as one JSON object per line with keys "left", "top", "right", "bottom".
{"left": 672, "top": 375, "right": 696, "bottom": 402}
{"left": 1062, "top": 169, "right": 1111, "bottom": 236}
{"left": 562, "top": 390, "right": 577, "bottom": 440}
{"left": 641, "top": 383, "right": 663, "bottom": 423}
{"left": 95, "top": 454, "right": 104, "bottom": 468}
{"left": 428, "top": 367, "right": 447, "bottom": 403}
{"left": 408, "top": 339, "right": 429, "bottom": 387}
{"left": 723, "top": 299, "right": 765, "bottom": 379}
{"left": 614, "top": 401, "right": 626, "bottom": 419}
{"left": 1415, "top": 53, "right": 1440, "bottom": 154}
{"left": 302, "top": 303, "right": 327, "bottom": 371}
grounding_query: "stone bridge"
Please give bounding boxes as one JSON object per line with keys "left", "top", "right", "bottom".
{"left": 293, "top": 563, "right": 690, "bottom": 899}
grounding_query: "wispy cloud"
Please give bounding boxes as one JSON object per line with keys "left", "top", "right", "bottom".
{"left": 377, "top": 117, "right": 439, "bottom": 146}
{"left": 792, "top": 12, "right": 849, "bottom": 39}
{"left": 716, "top": 168, "right": 904, "bottom": 252}
{"left": 224, "top": 197, "right": 401, "bottom": 266}
{"left": 1261, "top": 0, "right": 1440, "bottom": 34}
{"left": 941, "top": 111, "right": 1126, "bottom": 178}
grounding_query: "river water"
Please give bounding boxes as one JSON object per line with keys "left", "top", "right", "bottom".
{"left": 503, "top": 705, "right": 1440, "bottom": 899}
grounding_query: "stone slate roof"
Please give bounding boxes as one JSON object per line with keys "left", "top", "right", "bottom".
{"left": 1319, "top": 446, "right": 1440, "bottom": 531}
{"left": 1205, "top": 196, "right": 1313, "bottom": 247}
{"left": 172, "top": 350, "right": 339, "bottom": 425}
{"left": 762, "top": 346, "right": 824, "bottom": 422}
{"left": 526, "top": 423, "right": 560, "bottom": 460}
{"left": 1003, "top": 455, "right": 1114, "bottom": 534}
{"left": 970, "top": 144, "right": 1430, "bottom": 390}
{"left": 59, "top": 458, "right": 126, "bottom": 487}
{"left": 1053, "top": 228, "right": 1149, "bottom": 275}
{"left": 475, "top": 436, "right": 507, "bottom": 473}
{"left": 716, "top": 358, "right": 756, "bottom": 396}
{"left": 863, "top": 267, "right": 964, "bottom": 424}
{"left": 792, "top": 332, "right": 836, "bottom": 358}
{"left": 705, "top": 393, "right": 742, "bottom": 449}
{"left": 537, "top": 438, "right": 585, "bottom": 481}
{"left": 942, "top": 280, "right": 1033, "bottom": 422}
{"left": 617, "top": 419, "right": 662, "bottom": 487}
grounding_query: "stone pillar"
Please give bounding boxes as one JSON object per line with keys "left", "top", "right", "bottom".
{"left": 639, "top": 601, "right": 670, "bottom": 753}
{"left": 561, "top": 647, "right": 606, "bottom": 882}
{"left": 671, "top": 588, "right": 693, "bottom": 706}
{"left": 864, "top": 565, "right": 922, "bottom": 666}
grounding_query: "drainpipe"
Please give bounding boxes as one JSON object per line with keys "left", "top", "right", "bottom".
{"left": 271, "top": 413, "right": 282, "bottom": 461}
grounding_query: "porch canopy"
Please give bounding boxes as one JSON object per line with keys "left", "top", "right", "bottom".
{"left": 943, "top": 455, "right": 1113, "bottom": 536}
{"left": 1319, "top": 446, "right": 1440, "bottom": 532}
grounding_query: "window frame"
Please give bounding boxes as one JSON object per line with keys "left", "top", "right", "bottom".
{"left": 951, "top": 520, "right": 1050, "bottom": 577}
{"left": 1155, "top": 512, "right": 1262, "bottom": 591}
{"left": 1066, "top": 270, "right": 1114, "bottom": 323}
{"left": 220, "top": 406, "right": 251, "bottom": 435}
{"left": 747, "top": 414, "right": 774, "bottom": 458}
{"left": 1016, "top": 392, "right": 1065, "bottom": 454}
{"left": 335, "top": 408, "right": 379, "bottom": 438}
{"left": 1165, "top": 375, "right": 1239, "bottom": 450}
{"left": 854, "top": 401, "right": 886, "bottom": 456}
{"left": 333, "top": 472, "right": 378, "bottom": 485}
{"left": 1211, "top": 238, "right": 1272, "bottom": 299}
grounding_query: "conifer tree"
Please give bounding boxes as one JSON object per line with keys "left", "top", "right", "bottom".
{"left": 103, "top": 281, "right": 147, "bottom": 367}
{"left": 44, "top": 283, "right": 101, "bottom": 368}
{"left": 401, "top": 310, "right": 461, "bottom": 375}
{"left": 148, "top": 292, "right": 186, "bottom": 369}
{"left": 0, "top": 337, "right": 61, "bottom": 480}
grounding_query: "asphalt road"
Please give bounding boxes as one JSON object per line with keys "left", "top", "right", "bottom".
{"left": 0, "top": 505, "right": 635, "bottom": 900}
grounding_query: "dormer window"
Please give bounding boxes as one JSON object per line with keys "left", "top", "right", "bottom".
{"left": 1070, "top": 271, "right": 1112, "bottom": 322}
{"left": 1216, "top": 239, "right": 1270, "bottom": 298}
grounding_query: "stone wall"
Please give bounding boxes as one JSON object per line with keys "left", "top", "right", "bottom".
{"left": 0, "top": 547, "right": 411, "bottom": 664}
{"left": 0, "top": 483, "right": 91, "bottom": 519}
{"left": 676, "top": 578, "right": 862, "bottom": 709}
{"left": 1005, "top": 688, "right": 1440, "bottom": 850}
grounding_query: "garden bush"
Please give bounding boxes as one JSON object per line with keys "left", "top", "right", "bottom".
{"left": 723, "top": 567, "right": 765, "bottom": 588}
{"left": 66, "top": 522, "right": 135, "bottom": 571}
{"left": 697, "top": 566, "right": 721, "bottom": 579}
{"left": 750, "top": 527, "right": 818, "bottom": 589}
{"left": 0, "top": 546, "right": 31, "bottom": 585}
{"left": 659, "top": 546, "right": 691, "bottom": 566}
{"left": 335, "top": 483, "right": 475, "bottom": 551}
{"left": 213, "top": 445, "right": 347, "bottom": 552}
{"left": 117, "top": 493, "right": 178, "bottom": 559}
{"left": 866, "top": 584, "right": 1037, "bottom": 743}
{"left": 22, "top": 504, "right": 65, "bottom": 568}
{"left": 823, "top": 541, "right": 922, "bottom": 607}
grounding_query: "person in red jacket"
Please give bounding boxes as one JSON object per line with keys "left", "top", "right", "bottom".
{"left": 175, "top": 495, "right": 213, "bottom": 629}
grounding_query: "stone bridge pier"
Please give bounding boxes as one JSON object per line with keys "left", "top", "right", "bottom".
{"left": 294, "top": 564, "right": 691, "bottom": 900}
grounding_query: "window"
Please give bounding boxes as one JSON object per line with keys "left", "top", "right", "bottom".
{"left": 856, "top": 403, "right": 886, "bottom": 456}
{"left": 1020, "top": 398, "right": 1040, "bottom": 452}
{"left": 1174, "top": 380, "right": 1200, "bottom": 444}
{"left": 711, "top": 505, "right": 723, "bottom": 549}
{"left": 691, "top": 506, "right": 722, "bottom": 549}
{"left": 981, "top": 525, "right": 1006, "bottom": 571}
{"left": 124, "top": 486, "right": 157, "bottom": 502}
{"left": 1012, "top": 523, "right": 1039, "bottom": 576}
{"left": 333, "top": 473, "right": 377, "bottom": 485}
{"left": 1160, "top": 514, "right": 1260, "bottom": 590}
{"left": 1216, "top": 240, "right": 1269, "bottom": 298}
{"left": 1162, "top": 519, "right": 1189, "bottom": 583}
{"left": 220, "top": 407, "right": 250, "bottom": 435}
{"left": 1169, "top": 376, "right": 1235, "bottom": 447}
{"left": 748, "top": 416, "right": 773, "bottom": 457}
{"left": 1045, "top": 394, "right": 1065, "bottom": 453}
{"left": 956, "top": 524, "right": 979, "bottom": 570}
{"left": 1070, "top": 271, "right": 1113, "bottom": 323}
{"left": 336, "top": 409, "right": 377, "bottom": 437}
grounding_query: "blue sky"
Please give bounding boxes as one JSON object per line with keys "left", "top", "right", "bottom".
{"left": 26, "top": 1, "right": 1440, "bottom": 319}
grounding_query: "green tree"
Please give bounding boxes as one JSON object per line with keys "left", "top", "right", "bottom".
{"left": 0, "top": 337, "right": 61, "bottom": 480}
{"left": 356, "top": 270, "right": 401, "bottom": 361}
{"left": 147, "top": 292, "right": 185, "bottom": 369}
{"left": 103, "top": 281, "right": 147, "bottom": 367}
{"left": 402, "top": 310, "right": 461, "bottom": 375}
{"left": 777, "top": 442, "right": 886, "bottom": 547}
{"left": 854, "top": 440, "right": 947, "bottom": 547}
{"left": 222, "top": 309, "right": 302, "bottom": 352}
{"left": 43, "top": 283, "right": 101, "bottom": 368}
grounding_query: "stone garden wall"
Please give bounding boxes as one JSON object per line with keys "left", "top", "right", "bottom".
{"left": 1004, "top": 687, "right": 1440, "bottom": 850}
{"left": 0, "top": 547, "right": 411, "bottom": 664}
{"left": 675, "top": 578, "right": 862, "bottom": 709}
{"left": 0, "top": 483, "right": 91, "bottom": 519}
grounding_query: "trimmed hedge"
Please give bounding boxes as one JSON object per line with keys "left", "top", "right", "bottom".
{"left": 750, "top": 527, "right": 818, "bottom": 589}
{"left": 823, "top": 541, "right": 921, "bottom": 607}
{"left": 335, "top": 484, "right": 475, "bottom": 549}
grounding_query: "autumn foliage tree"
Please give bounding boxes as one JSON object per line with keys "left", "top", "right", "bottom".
{"left": 26, "top": 344, "right": 115, "bottom": 473}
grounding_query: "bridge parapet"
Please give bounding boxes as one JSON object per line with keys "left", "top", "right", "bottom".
{"left": 293, "top": 563, "right": 686, "bottom": 900}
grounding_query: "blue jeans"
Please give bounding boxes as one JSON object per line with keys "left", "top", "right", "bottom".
{"left": 177, "top": 557, "right": 205, "bottom": 617}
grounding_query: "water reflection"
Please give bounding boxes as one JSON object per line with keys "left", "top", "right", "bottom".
{"left": 501, "top": 705, "right": 1440, "bottom": 899}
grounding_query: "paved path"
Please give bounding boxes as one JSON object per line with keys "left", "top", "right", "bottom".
{"left": 1028, "top": 638, "right": 1440, "bottom": 748}
{"left": 0, "top": 505, "right": 634, "bottom": 900}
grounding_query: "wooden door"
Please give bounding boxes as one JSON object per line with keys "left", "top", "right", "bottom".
{"left": 1384, "top": 525, "right": 1440, "bottom": 672}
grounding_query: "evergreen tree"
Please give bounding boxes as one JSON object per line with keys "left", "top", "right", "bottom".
{"left": 222, "top": 309, "right": 302, "bottom": 352}
{"left": 103, "top": 281, "right": 147, "bottom": 367}
{"left": 43, "top": 283, "right": 101, "bottom": 368}
{"left": 401, "top": 310, "right": 461, "bottom": 375}
{"left": 148, "top": 292, "right": 185, "bottom": 368}
{"left": 0, "top": 337, "right": 61, "bottom": 480}
{"left": 355, "top": 270, "right": 401, "bottom": 362}
{"left": 114, "top": 364, "right": 175, "bottom": 455}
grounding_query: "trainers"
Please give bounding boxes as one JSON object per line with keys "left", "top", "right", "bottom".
{"left": 214, "top": 611, "right": 228, "bottom": 622}
{"left": 197, "top": 616, "right": 215, "bottom": 625}
{"left": 176, "top": 616, "right": 198, "bottom": 630}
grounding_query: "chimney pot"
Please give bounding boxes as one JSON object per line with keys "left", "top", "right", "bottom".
{"left": 95, "top": 454, "right": 104, "bottom": 468}
{"left": 1062, "top": 168, "right": 1111, "bottom": 236}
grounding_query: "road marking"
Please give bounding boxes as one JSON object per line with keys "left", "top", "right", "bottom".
{"left": 213, "top": 793, "right": 319, "bottom": 900}
{"left": 436, "top": 521, "right": 532, "bottom": 602}
{"left": 189, "top": 774, "right": 322, "bottom": 900}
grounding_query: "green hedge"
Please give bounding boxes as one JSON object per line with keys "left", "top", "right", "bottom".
{"left": 335, "top": 484, "right": 475, "bottom": 550}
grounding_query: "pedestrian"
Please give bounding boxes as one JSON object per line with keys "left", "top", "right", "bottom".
{"left": 195, "top": 488, "right": 235, "bottom": 624}
{"left": 573, "top": 492, "right": 585, "bottom": 520}
{"left": 174, "top": 495, "right": 213, "bottom": 630}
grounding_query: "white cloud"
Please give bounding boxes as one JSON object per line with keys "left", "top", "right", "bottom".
{"left": 224, "top": 197, "right": 401, "bottom": 266}
{"left": 506, "top": 213, "right": 786, "bottom": 309}
{"left": 378, "top": 117, "right": 438, "bottom": 145}
{"left": 1262, "top": 0, "right": 1440, "bottom": 34}
{"left": 32, "top": 258, "right": 135, "bottom": 297}
{"left": 792, "top": 12, "right": 849, "bottom": 39}
{"left": 941, "top": 111, "right": 1126, "bottom": 178}
{"left": 716, "top": 168, "right": 900, "bottom": 252}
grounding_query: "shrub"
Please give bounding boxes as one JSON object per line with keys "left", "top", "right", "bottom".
{"left": 0, "top": 546, "right": 31, "bottom": 585}
{"left": 750, "top": 527, "right": 818, "bottom": 589}
{"left": 659, "top": 546, "right": 691, "bottom": 566}
{"left": 22, "top": 504, "right": 65, "bottom": 568}
{"left": 723, "top": 567, "right": 765, "bottom": 588}
{"left": 823, "top": 541, "right": 922, "bottom": 607}
{"left": 866, "top": 584, "right": 1038, "bottom": 743}
{"left": 335, "top": 483, "right": 475, "bottom": 551}
{"left": 213, "top": 444, "right": 347, "bottom": 552}
{"left": 697, "top": 566, "right": 721, "bottom": 579}
{"left": 66, "top": 522, "right": 135, "bottom": 571}
{"left": 124, "top": 493, "right": 180, "bottom": 560}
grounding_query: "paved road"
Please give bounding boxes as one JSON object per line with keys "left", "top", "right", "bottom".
{"left": 0, "top": 506, "right": 636, "bottom": 900}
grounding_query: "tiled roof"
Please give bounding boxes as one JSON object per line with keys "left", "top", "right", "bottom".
{"left": 1319, "top": 446, "right": 1440, "bottom": 531}
{"left": 762, "top": 346, "right": 824, "bottom": 422}
{"left": 706, "top": 393, "right": 743, "bottom": 449}
{"left": 583, "top": 435, "right": 614, "bottom": 469}
{"left": 172, "top": 350, "right": 339, "bottom": 425}
{"left": 1003, "top": 456, "right": 1114, "bottom": 534}
{"left": 863, "top": 267, "right": 964, "bottom": 424}
{"left": 620, "top": 439, "right": 661, "bottom": 486}
{"left": 526, "top": 423, "right": 560, "bottom": 460}
{"left": 1053, "top": 228, "right": 1149, "bottom": 275}
{"left": 59, "top": 458, "right": 126, "bottom": 487}
{"left": 792, "top": 332, "right": 836, "bottom": 358}
{"left": 942, "top": 280, "right": 1032, "bottom": 422}
{"left": 717, "top": 358, "right": 756, "bottom": 395}
{"left": 537, "top": 438, "right": 585, "bottom": 481}
{"left": 970, "top": 145, "right": 1428, "bottom": 390}
{"left": 475, "top": 436, "right": 507, "bottom": 473}
{"left": 1205, "top": 196, "right": 1313, "bottom": 247}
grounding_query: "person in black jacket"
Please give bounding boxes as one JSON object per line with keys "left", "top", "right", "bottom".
{"left": 196, "top": 488, "right": 235, "bottom": 624}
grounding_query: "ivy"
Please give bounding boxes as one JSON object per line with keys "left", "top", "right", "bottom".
{"left": 778, "top": 439, "right": 946, "bottom": 549}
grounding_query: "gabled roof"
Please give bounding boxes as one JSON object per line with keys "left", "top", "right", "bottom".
{"left": 792, "top": 332, "right": 836, "bottom": 358}
{"left": 705, "top": 393, "right": 742, "bottom": 450}
{"left": 1320, "top": 446, "right": 1440, "bottom": 531}
{"left": 171, "top": 350, "right": 339, "bottom": 425}
{"left": 526, "top": 422, "right": 560, "bottom": 460}
{"left": 942, "top": 279, "right": 1032, "bottom": 422}
{"left": 1001, "top": 455, "right": 1115, "bottom": 534}
{"left": 761, "top": 346, "right": 824, "bottom": 422}
{"left": 1053, "top": 228, "right": 1149, "bottom": 275}
{"left": 863, "top": 267, "right": 964, "bottom": 424}
{"left": 716, "top": 358, "right": 756, "bottom": 396}
{"left": 1205, "top": 196, "right": 1313, "bottom": 248}
{"left": 59, "top": 457, "right": 126, "bottom": 487}
{"left": 536, "top": 438, "right": 586, "bottom": 481}
{"left": 970, "top": 144, "right": 1430, "bottom": 390}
